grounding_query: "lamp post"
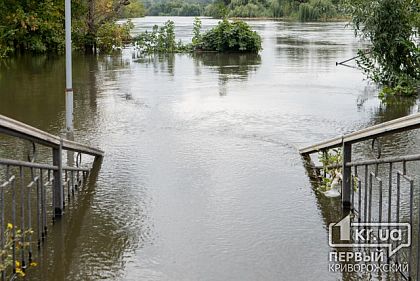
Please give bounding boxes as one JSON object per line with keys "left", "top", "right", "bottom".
{"left": 65, "top": 0, "right": 73, "bottom": 133}
{"left": 65, "top": 0, "right": 75, "bottom": 171}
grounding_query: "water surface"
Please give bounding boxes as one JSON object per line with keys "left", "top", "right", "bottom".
{"left": 1, "top": 17, "right": 418, "bottom": 281}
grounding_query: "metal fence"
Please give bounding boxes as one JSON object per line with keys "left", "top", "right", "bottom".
{"left": 300, "top": 113, "right": 420, "bottom": 281}
{"left": 0, "top": 115, "right": 103, "bottom": 279}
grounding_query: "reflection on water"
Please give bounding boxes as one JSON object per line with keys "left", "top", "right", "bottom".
{"left": 192, "top": 52, "right": 261, "bottom": 96}
{"left": 134, "top": 52, "right": 261, "bottom": 96}
{"left": 0, "top": 17, "right": 419, "bottom": 281}
{"left": 192, "top": 52, "right": 261, "bottom": 78}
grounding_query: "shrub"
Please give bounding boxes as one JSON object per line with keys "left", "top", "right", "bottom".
{"left": 135, "top": 20, "right": 191, "bottom": 53}
{"left": 200, "top": 19, "right": 262, "bottom": 52}
{"left": 135, "top": 18, "right": 262, "bottom": 54}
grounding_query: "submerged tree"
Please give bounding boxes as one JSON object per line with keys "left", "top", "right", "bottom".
{"left": 73, "top": 0, "right": 133, "bottom": 53}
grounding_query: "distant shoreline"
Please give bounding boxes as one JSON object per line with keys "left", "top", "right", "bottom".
{"left": 137, "top": 15, "right": 350, "bottom": 23}
{"left": 230, "top": 16, "right": 350, "bottom": 22}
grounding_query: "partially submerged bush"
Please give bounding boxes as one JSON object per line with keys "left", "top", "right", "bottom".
{"left": 135, "top": 18, "right": 262, "bottom": 54}
{"left": 195, "top": 19, "right": 262, "bottom": 52}
{"left": 135, "top": 20, "right": 190, "bottom": 53}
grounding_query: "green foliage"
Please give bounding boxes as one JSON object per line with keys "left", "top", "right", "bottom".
{"left": 0, "top": 0, "right": 136, "bottom": 57}
{"left": 318, "top": 148, "right": 342, "bottom": 192}
{"left": 205, "top": 0, "right": 342, "bottom": 19}
{"left": 345, "top": 0, "right": 420, "bottom": 97}
{"left": 270, "top": 0, "right": 299, "bottom": 18}
{"left": 120, "top": 1, "right": 146, "bottom": 18}
{"left": 179, "top": 3, "right": 203, "bottom": 16}
{"left": 0, "top": 0, "right": 64, "bottom": 55}
{"left": 96, "top": 20, "right": 134, "bottom": 53}
{"left": 135, "top": 20, "right": 190, "bottom": 53}
{"left": 229, "top": 0, "right": 271, "bottom": 17}
{"left": 135, "top": 18, "right": 262, "bottom": 53}
{"left": 73, "top": 0, "right": 136, "bottom": 53}
{"left": 147, "top": 0, "right": 204, "bottom": 16}
{"left": 200, "top": 19, "right": 262, "bottom": 52}
{"left": 0, "top": 42, "right": 13, "bottom": 59}
{"left": 204, "top": 1, "right": 229, "bottom": 18}
{"left": 298, "top": 0, "right": 337, "bottom": 21}
{"left": 192, "top": 17, "right": 202, "bottom": 47}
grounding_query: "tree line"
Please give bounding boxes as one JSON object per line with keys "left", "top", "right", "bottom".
{"left": 144, "top": 0, "right": 344, "bottom": 20}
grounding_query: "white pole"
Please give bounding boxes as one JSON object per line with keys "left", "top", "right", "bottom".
{"left": 65, "top": 0, "right": 73, "bottom": 132}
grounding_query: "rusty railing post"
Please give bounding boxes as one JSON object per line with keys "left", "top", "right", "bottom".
{"left": 342, "top": 142, "right": 352, "bottom": 209}
{"left": 52, "top": 140, "right": 63, "bottom": 217}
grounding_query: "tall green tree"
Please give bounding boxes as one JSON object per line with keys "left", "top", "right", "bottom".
{"left": 76, "top": 0, "right": 132, "bottom": 53}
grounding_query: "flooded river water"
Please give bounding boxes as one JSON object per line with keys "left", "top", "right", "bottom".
{"left": 1, "top": 17, "right": 419, "bottom": 281}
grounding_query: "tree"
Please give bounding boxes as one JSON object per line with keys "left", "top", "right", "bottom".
{"left": 0, "top": 0, "right": 64, "bottom": 54}
{"left": 298, "top": 0, "right": 336, "bottom": 21}
{"left": 0, "top": 0, "right": 136, "bottom": 56}
{"left": 345, "top": 0, "right": 420, "bottom": 96}
{"left": 79, "top": 0, "right": 132, "bottom": 53}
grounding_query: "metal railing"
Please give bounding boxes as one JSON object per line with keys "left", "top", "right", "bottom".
{"left": 300, "top": 113, "right": 420, "bottom": 280}
{"left": 0, "top": 114, "right": 103, "bottom": 279}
